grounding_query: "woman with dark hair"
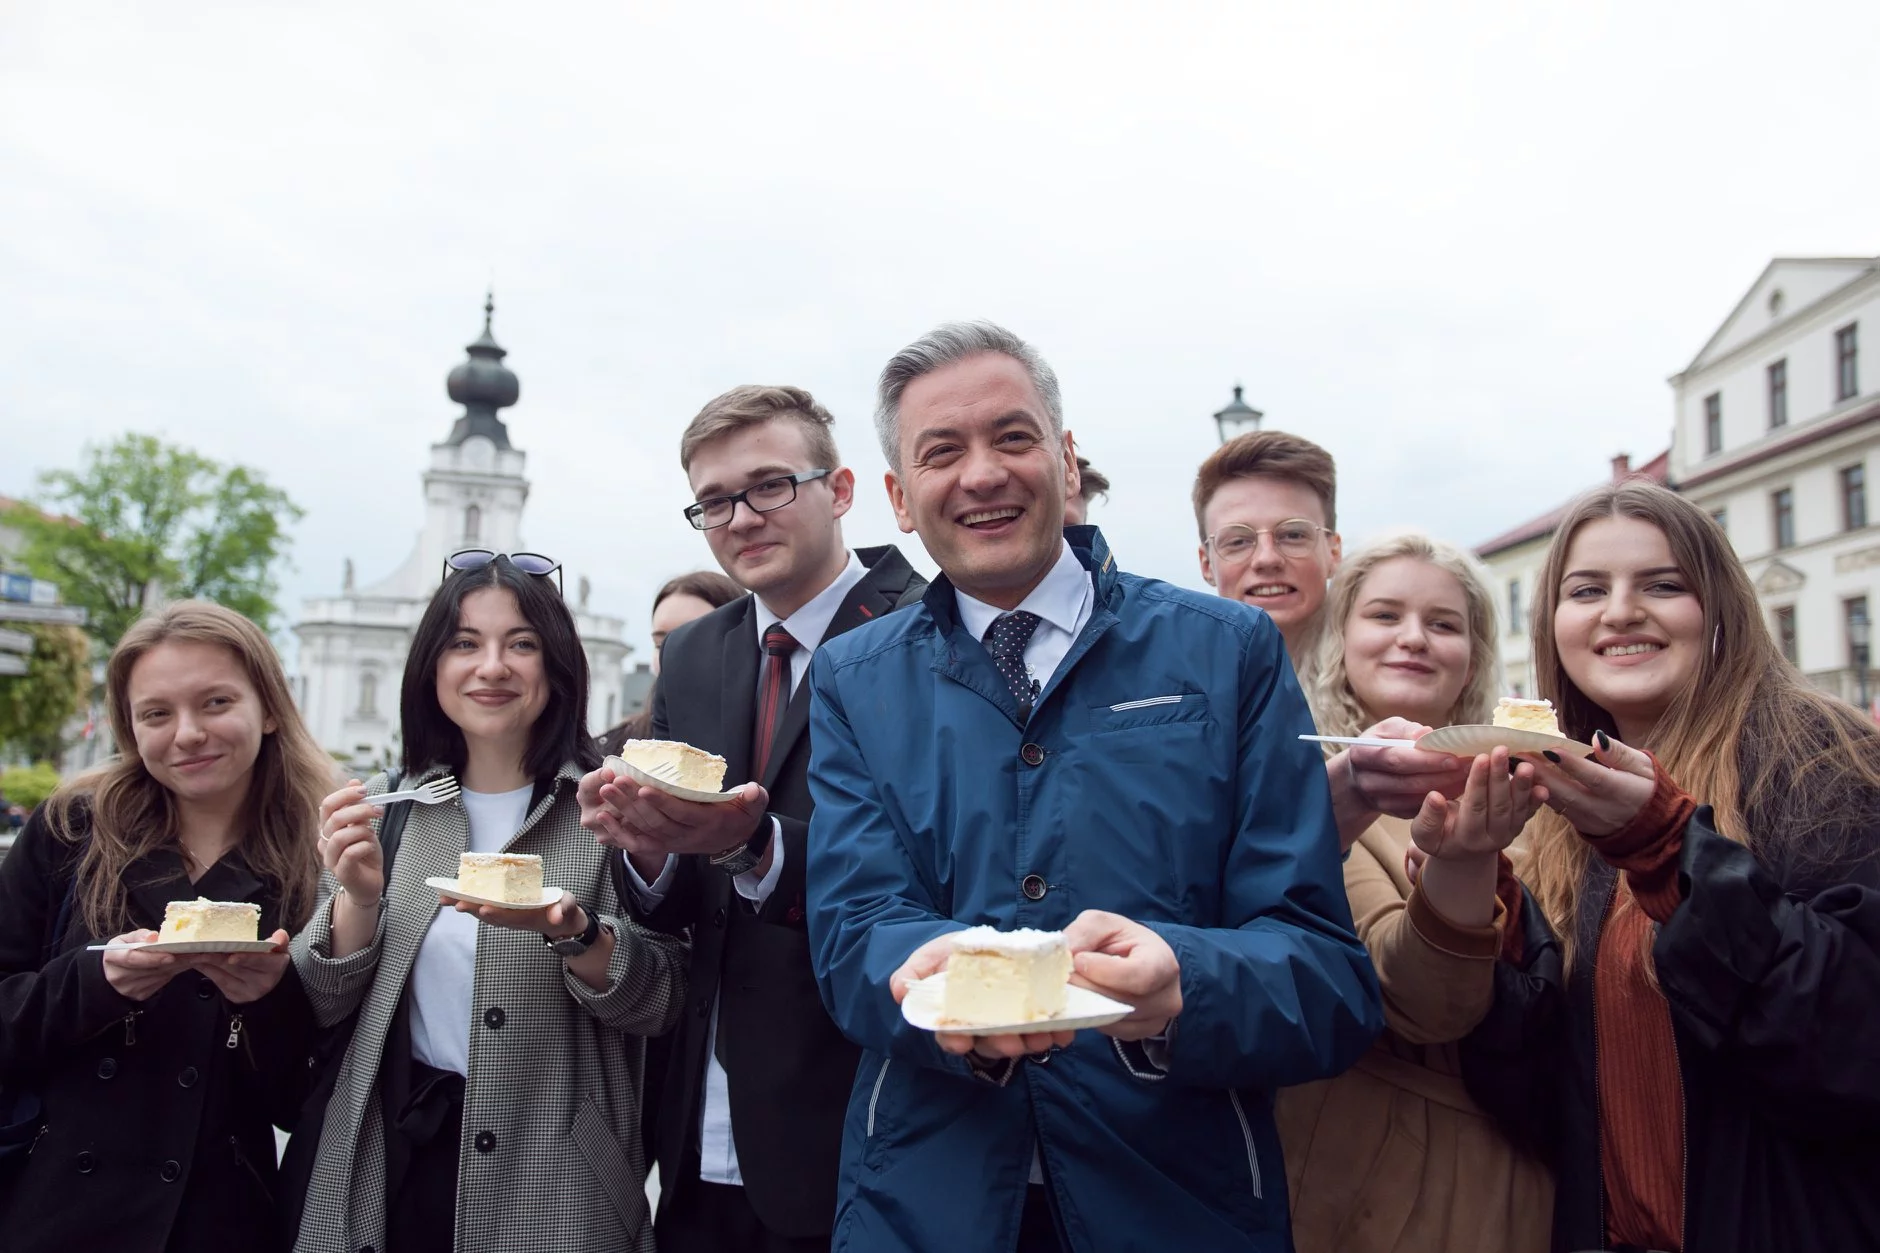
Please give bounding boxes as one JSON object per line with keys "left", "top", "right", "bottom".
{"left": 1462, "top": 480, "right": 1880, "bottom": 1251}
{"left": 598, "top": 570, "right": 742, "bottom": 754}
{"left": 0, "top": 600, "right": 328, "bottom": 1252}
{"left": 289, "top": 553, "right": 688, "bottom": 1253}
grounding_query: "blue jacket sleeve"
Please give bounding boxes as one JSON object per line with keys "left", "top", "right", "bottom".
{"left": 804, "top": 651, "right": 983, "bottom": 1081}
{"left": 1142, "top": 622, "right": 1383, "bottom": 1090}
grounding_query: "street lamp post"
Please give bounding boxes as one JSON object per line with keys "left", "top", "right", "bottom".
{"left": 1213, "top": 385, "right": 1263, "bottom": 445}
{"left": 1851, "top": 607, "right": 1871, "bottom": 716}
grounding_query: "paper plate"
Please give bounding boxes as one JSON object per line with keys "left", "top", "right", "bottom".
{"left": 603, "top": 754, "right": 742, "bottom": 805}
{"left": 901, "top": 972, "right": 1134, "bottom": 1036}
{"left": 426, "top": 878, "right": 564, "bottom": 911}
{"left": 1417, "top": 724, "right": 1595, "bottom": 759}
{"left": 88, "top": 939, "right": 281, "bottom": 955}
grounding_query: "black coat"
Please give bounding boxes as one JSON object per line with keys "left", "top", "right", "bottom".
{"left": 613, "top": 544, "right": 925, "bottom": 1240}
{"left": 1462, "top": 751, "right": 1880, "bottom": 1252}
{"left": 0, "top": 803, "right": 314, "bottom": 1253}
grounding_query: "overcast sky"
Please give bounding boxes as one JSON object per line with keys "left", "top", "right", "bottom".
{"left": 3, "top": 0, "right": 1875, "bottom": 666}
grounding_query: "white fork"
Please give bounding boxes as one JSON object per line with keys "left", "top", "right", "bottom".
{"left": 641, "top": 760, "right": 683, "bottom": 783}
{"left": 372, "top": 775, "right": 462, "bottom": 806}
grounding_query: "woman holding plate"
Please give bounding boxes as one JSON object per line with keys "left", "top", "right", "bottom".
{"left": 1275, "top": 533, "right": 1553, "bottom": 1253}
{"left": 0, "top": 600, "right": 328, "bottom": 1253}
{"left": 288, "top": 551, "right": 688, "bottom": 1253}
{"left": 1462, "top": 480, "right": 1880, "bottom": 1252}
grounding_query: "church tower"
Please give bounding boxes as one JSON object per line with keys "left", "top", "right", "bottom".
{"left": 293, "top": 297, "right": 630, "bottom": 769}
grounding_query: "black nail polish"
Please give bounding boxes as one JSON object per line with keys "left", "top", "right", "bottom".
{"left": 1542, "top": 751, "right": 1562, "bottom": 764}
{"left": 1596, "top": 730, "right": 1611, "bottom": 752}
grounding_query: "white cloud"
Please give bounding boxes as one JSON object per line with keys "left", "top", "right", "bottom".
{"left": 2, "top": 0, "right": 1874, "bottom": 661}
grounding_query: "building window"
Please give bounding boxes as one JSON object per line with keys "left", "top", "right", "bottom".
{"left": 1774, "top": 605, "right": 1798, "bottom": 665}
{"left": 1845, "top": 596, "right": 1870, "bottom": 666}
{"left": 1768, "top": 288, "right": 1785, "bottom": 318}
{"left": 357, "top": 671, "right": 378, "bottom": 717}
{"left": 1506, "top": 579, "right": 1523, "bottom": 635}
{"left": 1767, "top": 359, "right": 1787, "bottom": 428}
{"left": 1844, "top": 464, "right": 1868, "bottom": 531}
{"left": 1772, "top": 487, "right": 1795, "bottom": 550}
{"left": 1704, "top": 393, "right": 1722, "bottom": 455}
{"left": 464, "top": 504, "right": 482, "bottom": 543}
{"left": 1711, "top": 507, "right": 1728, "bottom": 534}
{"left": 1837, "top": 323, "right": 1860, "bottom": 401}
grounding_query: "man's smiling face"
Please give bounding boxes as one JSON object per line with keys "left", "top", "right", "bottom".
{"left": 886, "top": 351, "right": 1076, "bottom": 611}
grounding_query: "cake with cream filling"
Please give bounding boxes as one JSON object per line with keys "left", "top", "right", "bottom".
{"left": 159, "top": 898, "right": 260, "bottom": 943}
{"left": 615, "top": 739, "right": 729, "bottom": 793}
{"left": 941, "top": 927, "right": 1072, "bottom": 1026}
{"left": 1493, "top": 697, "right": 1562, "bottom": 736}
{"left": 458, "top": 852, "right": 544, "bottom": 904}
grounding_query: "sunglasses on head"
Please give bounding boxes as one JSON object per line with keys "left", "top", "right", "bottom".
{"left": 443, "top": 549, "right": 564, "bottom": 594}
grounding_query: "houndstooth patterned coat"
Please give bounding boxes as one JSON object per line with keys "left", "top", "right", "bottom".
{"left": 288, "top": 763, "right": 687, "bottom": 1253}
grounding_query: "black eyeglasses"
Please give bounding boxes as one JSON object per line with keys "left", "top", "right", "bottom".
{"left": 443, "top": 549, "right": 564, "bottom": 594}
{"left": 683, "top": 469, "right": 831, "bottom": 531}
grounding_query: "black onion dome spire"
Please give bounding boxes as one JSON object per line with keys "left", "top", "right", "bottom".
{"left": 444, "top": 290, "right": 519, "bottom": 449}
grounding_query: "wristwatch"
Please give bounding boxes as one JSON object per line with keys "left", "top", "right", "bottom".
{"left": 544, "top": 906, "right": 605, "bottom": 958}
{"left": 708, "top": 817, "right": 772, "bottom": 878}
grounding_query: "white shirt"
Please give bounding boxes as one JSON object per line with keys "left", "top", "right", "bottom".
{"left": 625, "top": 549, "right": 870, "bottom": 1187}
{"left": 409, "top": 783, "right": 533, "bottom": 1076}
{"left": 954, "top": 539, "right": 1095, "bottom": 695}
{"left": 957, "top": 540, "right": 1094, "bottom": 1184}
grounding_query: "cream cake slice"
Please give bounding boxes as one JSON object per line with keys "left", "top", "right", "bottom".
{"left": 1493, "top": 696, "right": 1562, "bottom": 736}
{"left": 941, "top": 927, "right": 1072, "bottom": 1026}
{"left": 458, "top": 852, "right": 545, "bottom": 904}
{"left": 159, "top": 898, "right": 261, "bottom": 943}
{"left": 617, "top": 738, "right": 729, "bottom": 793}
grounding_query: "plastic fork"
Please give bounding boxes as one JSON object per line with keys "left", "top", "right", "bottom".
{"left": 372, "top": 775, "right": 462, "bottom": 806}
{"left": 640, "top": 760, "right": 683, "bottom": 783}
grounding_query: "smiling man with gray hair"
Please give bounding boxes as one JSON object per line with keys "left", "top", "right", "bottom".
{"left": 805, "top": 320, "right": 1383, "bottom": 1252}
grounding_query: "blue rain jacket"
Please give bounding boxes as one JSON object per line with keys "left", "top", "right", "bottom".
{"left": 807, "top": 528, "right": 1383, "bottom": 1252}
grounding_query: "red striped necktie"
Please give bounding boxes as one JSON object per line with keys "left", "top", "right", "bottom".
{"left": 753, "top": 623, "right": 800, "bottom": 780}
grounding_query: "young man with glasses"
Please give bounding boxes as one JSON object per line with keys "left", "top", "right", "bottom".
{"left": 577, "top": 384, "right": 923, "bottom": 1253}
{"left": 1191, "top": 430, "right": 1343, "bottom": 674}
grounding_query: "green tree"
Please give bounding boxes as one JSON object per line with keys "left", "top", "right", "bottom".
{"left": 2, "top": 434, "right": 304, "bottom": 648}
{"left": 1, "top": 762, "right": 63, "bottom": 812}
{"left": 0, "top": 624, "right": 91, "bottom": 762}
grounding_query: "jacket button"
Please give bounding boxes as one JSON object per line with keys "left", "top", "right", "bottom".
{"left": 1021, "top": 874, "right": 1048, "bottom": 901}
{"left": 75, "top": 1151, "right": 96, "bottom": 1174}
{"left": 196, "top": 978, "right": 215, "bottom": 1000}
{"left": 1020, "top": 743, "right": 1045, "bottom": 767}
{"left": 483, "top": 1007, "right": 505, "bottom": 1030}
{"left": 178, "top": 1067, "right": 199, "bottom": 1089}
{"left": 159, "top": 1159, "right": 181, "bottom": 1183}
{"left": 474, "top": 1130, "right": 497, "bottom": 1154}
{"left": 713, "top": 907, "right": 727, "bottom": 928}
{"left": 97, "top": 1058, "right": 117, "bottom": 1080}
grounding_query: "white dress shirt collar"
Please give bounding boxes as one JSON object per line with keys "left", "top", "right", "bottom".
{"left": 753, "top": 549, "right": 869, "bottom": 658}
{"left": 954, "top": 540, "right": 1089, "bottom": 644}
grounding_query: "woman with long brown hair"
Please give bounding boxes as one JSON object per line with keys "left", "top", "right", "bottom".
{"left": 1463, "top": 480, "right": 1880, "bottom": 1251}
{"left": 597, "top": 569, "right": 742, "bottom": 754}
{"left": 1279, "top": 533, "right": 1551, "bottom": 1252}
{"left": 0, "top": 600, "right": 329, "bottom": 1252}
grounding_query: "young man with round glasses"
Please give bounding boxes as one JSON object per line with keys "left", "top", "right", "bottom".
{"left": 578, "top": 384, "right": 924, "bottom": 1253}
{"left": 1191, "top": 430, "right": 1343, "bottom": 674}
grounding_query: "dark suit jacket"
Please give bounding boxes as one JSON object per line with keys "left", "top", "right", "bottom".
{"left": 612, "top": 545, "right": 925, "bottom": 1239}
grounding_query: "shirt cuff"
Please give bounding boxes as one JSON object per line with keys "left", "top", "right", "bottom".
{"left": 620, "top": 851, "right": 678, "bottom": 907}
{"left": 733, "top": 818, "right": 785, "bottom": 905}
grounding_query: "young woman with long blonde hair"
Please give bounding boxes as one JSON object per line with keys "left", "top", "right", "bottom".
{"left": 1278, "top": 533, "right": 1551, "bottom": 1252}
{"left": 0, "top": 600, "right": 329, "bottom": 1252}
{"left": 1464, "top": 480, "right": 1880, "bottom": 1252}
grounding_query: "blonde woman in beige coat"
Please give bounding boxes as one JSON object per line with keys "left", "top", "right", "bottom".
{"left": 1276, "top": 534, "right": 1553, "bottom": 1253}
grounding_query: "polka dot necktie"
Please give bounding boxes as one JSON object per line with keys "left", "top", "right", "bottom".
{"left": 984, "top": 611, "right": 1043, "bottom": 720}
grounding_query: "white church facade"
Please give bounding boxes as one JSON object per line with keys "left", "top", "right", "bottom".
{"left": 293, "top": 298, "right": 631, "bottom": 770}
